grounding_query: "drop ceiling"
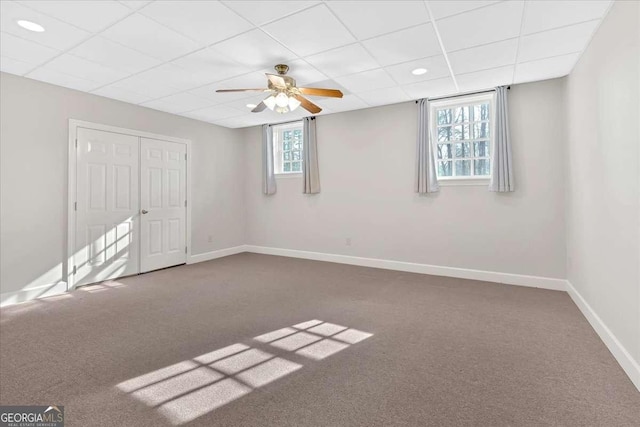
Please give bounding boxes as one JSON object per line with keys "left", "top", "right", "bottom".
{"left": 0, "top": 0, "right": 612, "bottom": 128}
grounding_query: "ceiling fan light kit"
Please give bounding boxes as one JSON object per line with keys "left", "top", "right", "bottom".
{"left": 216, "top": 64, "right": 344, "bottom": 115}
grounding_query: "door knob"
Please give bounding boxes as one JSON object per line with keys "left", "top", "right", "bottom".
{"left": 141, "top": 209, "right": 149, "bottom": 214}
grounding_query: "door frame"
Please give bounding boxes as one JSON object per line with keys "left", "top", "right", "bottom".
{"left": 67, "top": 119, "right": 192, "bottom": 291}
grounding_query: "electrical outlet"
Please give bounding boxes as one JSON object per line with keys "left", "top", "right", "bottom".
{"left": 345, "top": 237, "right": 352, "bottom": 247}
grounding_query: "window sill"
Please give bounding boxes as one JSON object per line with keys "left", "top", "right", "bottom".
{"left": 437, "top": 177, "right": 489, "bottom": 187}
{"left": 275, "top": 173, "right": 302, "bottom": 179}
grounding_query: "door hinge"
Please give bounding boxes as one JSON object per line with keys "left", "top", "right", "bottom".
{"left": 185, "top": 246, "right": 187, "bottom": 254}
{"left": 73, "top": 265, "right": 77, "bottom": 275}
{"left": 184, "top": 200, "right": 187, "bottom": 207}
{"left": 75, "top": 139, "right": 78, "bottom": 148}
{"left": 74, "top": 201, "right": 77, "bottom": 211}
{"left": 185, "top": 153, "right": 187, "bottom": 161}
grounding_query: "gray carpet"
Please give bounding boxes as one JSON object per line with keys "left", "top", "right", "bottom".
{"left": 1, "top": 253, "right": 639, "bottom": 426}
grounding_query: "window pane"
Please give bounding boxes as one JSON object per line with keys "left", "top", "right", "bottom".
{"left": 474, "top": 159, "right": 490, "bottom": 176}
{"left": 437, "top": 126, "right": 452, "bottom": 142}
{"left": 283, "top": 141, "right": 291, "bottom": 151}
{"left": 437, "top": 109, "right": 452, "bottom": 125}
{"left": 454, "top": 106, "right": 470, "bottom": 123}
{"left": 454, "top": 142, "right": 470, "bottom": 157}
{"left": 452, "top": 124, "right": 470, "bottom": 140}
{"left": 455, "top": 160, "right": 471, "bottom": 176}
{"left": 473, "top": 122, "right": 490, "bottom": 139}
{"left": 292, "top": 151, "right": 301, "bottom": 160}
{"left": 292, "top": 161, "right": 301, "bottom": 172}
{"left": 474, "top": 141, "right": 490, "bottom": 157}
{"left": 438, "top": 161, "right": 452, "bottom": 177}
{"left": 437, "top": 143, "right": 452, "bottom": 159}
{"left": 283, "top": 151, "right": 291, "bottom": 160}
{"left": 474, "top": 103, "right": 490, "bottom": 121}
{"left": 293, "top": 141, "right": 302, "bottom": 150}
{"left": 283, "top": 162, "right": 291, "bottom": 172}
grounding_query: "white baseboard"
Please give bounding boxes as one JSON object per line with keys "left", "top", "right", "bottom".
{"left": 243, "top": 245, "right": 566, "bottom": 291}
{"left": 566, "top": 281, "right": 640, "bottom": 392}
{"left": 0, "top": 281, "right": 68, "bottom": 308}
{"left": 188, "top": 245, "right": 248, "bottom": 264}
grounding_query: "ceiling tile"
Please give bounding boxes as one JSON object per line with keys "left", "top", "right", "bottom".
{"left": 448, "top": 39, "right": 518, "bottom": 75}
{"left": 171, "top": 48, "right": 250, "bottom": 87}
{"left": 131, "top": 62, "right": 209, "bottom": 92}
{"left": 362, "top": 23, "right": 441, "bottom": 66}
{"left": 69, "top": 36, "right": 161, "bottom": 74}
{"left": 101, "top": 13, "right": 200, "bottom": 61}
{"left": 212, "top": 115, "right": 258, "bottom": 128}
{"left": 1, "top": 1, "right": 90, "bottom": 50}
{"left": 305, "top": 43, "right": 379, "bottom": 78}
{"left": 27, "top": 67, "right": 101, "bottom": 91}
{"left": 210, "top": 29, "right": 296, "bottom": 70}
{"left": 335, "top": 68, "right": 396, "bottom": 94}
{"left": 401, "top": 76, "right": 457, "bottom": 99}
{"left": 327, "top": 1, "right": 429, "bottom": 40}
{"left": 262, "top": 4, "right": 355, "bottom": 57}
{"left": 523, "top": 0, "right": 612, "bottom": 35}
{"left": 308, "top": 94, "right": 368, "bottom": 112}
{"left": 514, "top": 53, "right": 580, "bottom": 84}
{"left": 18, "top": 1, "right": 131, "bottom": 33}
{"left": 455, "top": 65, "right": 513, "bottom": 92}
{"left": 0, "top": 56, "right": 37, "bottom": 75}
{"left": 183, "top": 105, "right": 246, "bottom": 122}
{"left": 106, "top": 69, "right": 183, "bottom": 99}
{"left": 285, "top": 59, "right": 327, "bottom": 85}
{"left": 140, "top": 1, "right": 252, "bottom": 45}
{"left": 0, "top": 31, "right": 60, "bottom": 64}
{"left": 437, "top": 1, "right": 524, "bottom": 52}
{"left": 92, "top": 85, "right": 152, "bottom": 104}
{"left": 42, "top": 53, "right": 128, "bottom": 85}
{"left": 384, "top": 55, "right": 450, "bottom": 85}
{"left": 426, "top": 1, "right": 499, "bottom": 20}
{"left": 141, "top": 92, "right": 214, "bottom": 114}
{"left": 221, "top": 93, "right": 271, "bottom": 112}
{"left": 357, "top": 87, "right": 410, "bottom": 106}
{"left": 518, "top": 20, "right": 599, "bottom": 63}
{"left": 222, "top": 1, "right": 319, "bottom": 26}
{"left": 117, "top": 1, "right": 151, "bottom": 10}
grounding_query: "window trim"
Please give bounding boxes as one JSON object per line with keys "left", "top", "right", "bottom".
{"left": 430, "top": 93, "right": 495, "bottom": 182}
{"left": 272, "top": 121, "right": 303, "bottom": 176}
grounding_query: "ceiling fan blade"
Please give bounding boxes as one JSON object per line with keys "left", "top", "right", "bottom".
{"left": 298, "top": 87, "right": 343, "bottom": 98}
{"left": 216, "top": 88, "right": 266, "bottom": 93}
{"left": 293, "top": 94, "right": 322, "bottom": 114}
{"left": 251, "top": 102, "right": 267, "bottom": 113}
{"left": 266, "top": 73, "right": 286, "bottom": 88}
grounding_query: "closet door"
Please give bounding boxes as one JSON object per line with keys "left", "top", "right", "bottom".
{"left": 139, "top": 138, "right": 187, "bottom": 273}
{"left": 75, "top": 128, "right": 140, "bottom": 286}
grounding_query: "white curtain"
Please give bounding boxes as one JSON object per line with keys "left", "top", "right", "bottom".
{"left": 302, "top": 117, "right": 320, "bottom": 194}
{"left": 490, "top": 86, "right": 514, "bottom": 192}
{"left": 415, "top": 98, "right": 439, "bottom": 193}
{"left": 262, "top": 124, "right": 276, "bottom": 195}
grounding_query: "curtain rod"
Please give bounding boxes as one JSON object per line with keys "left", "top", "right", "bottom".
{"left": 268, "top": 117, "right": 315, "bottom": 127}
{"left": 415, "top": 86, "right": 510, "bottom": 103}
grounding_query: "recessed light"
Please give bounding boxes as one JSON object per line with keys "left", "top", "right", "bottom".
{"left": 412, "top": 68, "right": 428, "bottom": 76}
{"left": 17, "top": 20, "right": 45, "bottom": 32}
{"left": 246, "top": 103, "right": 257, "bottom": 108}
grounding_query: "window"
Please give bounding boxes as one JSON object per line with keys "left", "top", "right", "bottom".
{"left": 273, "top": 122, "right": 303, "bottom": 174}
{"left": 430, "top": 94, "right": 494, "bottom": 180}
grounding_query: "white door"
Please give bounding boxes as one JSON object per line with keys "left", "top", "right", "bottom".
{"left": 75, "top": 127, "right": 139, "bottom": 286}
{"left": 140, "top": 138, "right": 187, "bottom": 273}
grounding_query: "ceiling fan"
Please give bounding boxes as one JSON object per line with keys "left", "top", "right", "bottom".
{"left": 216, "top": 64, "right": 343, "bottom": 114}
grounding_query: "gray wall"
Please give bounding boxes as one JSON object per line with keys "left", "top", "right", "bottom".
{"left": 243, "top": 79, "right": 567, "bottom": 279}
{"left": 565, "top": 0, "right": 640, "bottom": 365}
{"left": 0, "top": 72, "right": 245, "bottom": 298}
